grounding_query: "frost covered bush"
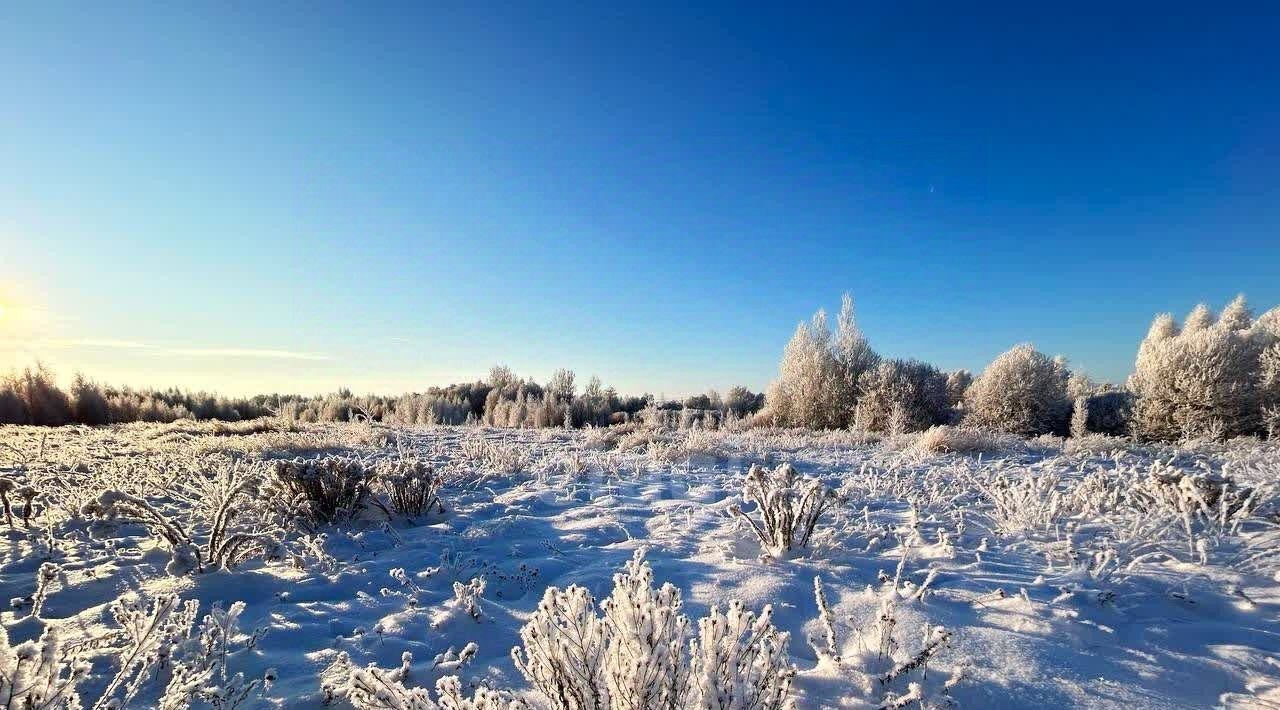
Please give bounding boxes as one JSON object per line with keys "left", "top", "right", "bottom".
{"left": 965, "top": 344, "right": 1070, "bottom": 436}
{"left": 809, "top": 577, "right": 955, "bottom": 707}
{"left": 0, "top": 365, "right": 73, "bottom": 426}
{"left": 376, "top": 457, "right": 444, "bottom": 519}
{"left": 853, "top": 359, "right": 949, "bottom": 434}
{"left": 512, "top": 550, "right": 795, "bottom": 710}
{"left": 1130, "top": 296, "right": 1280, "bottom": 440}
{"left": 911, "top": 425, "right": 1008, "bottom": 455}
{"left": 82, "top": 459, "right": 279, "bottom": 575}
{"left": 1072, "top": 390, "right": 1134, "bottom": 437}
{"left": 458, "top": 435, "right": 530, "bottom": 475}
{"left": 730, "top": 463, "right": 834, "bottom": 557}
{"left": 271, "top": 456, "right": 373, "bottom": 525}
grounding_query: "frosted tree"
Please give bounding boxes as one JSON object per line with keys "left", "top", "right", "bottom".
{"left": 831, "top": 293, "right": 879, "bottom": 426}
{"left": 1130, "top": 296, "right": 1276, "bottom": 440}
{"left": 764, "top": 309, "right": 841, "bottom": 428}
{"left": 1262, "top": 342, "right": 1280, "bottom": 437}
{"left": 964, "top": 344, "right": 1070, "bottom": 436}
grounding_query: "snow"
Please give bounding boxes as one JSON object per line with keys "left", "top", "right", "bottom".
{"left": 1, "top": 422, "right": 1279, "bottom": 708}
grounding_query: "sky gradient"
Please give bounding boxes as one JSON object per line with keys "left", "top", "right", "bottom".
{"left": 2, "top": 2, "right": 1278, "bottom": 397}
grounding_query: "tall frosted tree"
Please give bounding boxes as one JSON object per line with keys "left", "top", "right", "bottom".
{"left": 831, "top": 293, "right": 879, "bottom": 426}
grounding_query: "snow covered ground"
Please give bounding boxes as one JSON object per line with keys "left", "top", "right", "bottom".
{"left": 2, "top": 422, "right": 1278, "bottom": 708}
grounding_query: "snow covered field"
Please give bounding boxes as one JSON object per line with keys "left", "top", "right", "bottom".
{"left": 2, "top": 421, "right": 1278, "bottom": 708}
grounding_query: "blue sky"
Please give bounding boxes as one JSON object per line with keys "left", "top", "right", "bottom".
{"left": 1, "top": 2, "right": 1277, "bottom": 396}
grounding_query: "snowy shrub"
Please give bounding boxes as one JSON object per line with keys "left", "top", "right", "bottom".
{"left": 809, "top": 577, "right": 956, "bottom": 707}
{"left": 377, "top": 457, "right": 444, "bottom": 519}
{"left": 911, "top": 425, "right": 1006, "bottom": 455}
{"left": 97, "top": 593, "right": 202, "bottom": 708}
{"left": 1071, "top": 390, "right": 1133, "bottom": 437}
{"left": 1130, "top": 297, "right": 1278, "bottom": 440}
{"left": 730, "top": 463, "right": 834, "bottom": 557}
{"left": 852, "top": 359, "right": 950, "bottom": 434}
{"left": 512, "top": 550, "right": 796, "bottom": 710}
{"left": 600, "top": 552, "right": 689, "bottom": 709}
{"left": 450, "top": 577, "right": 487, "bottom": 621}
{"left": 688, "top": 600, "right": 796, "bottom": 710}
{"left": 965, "top": 344, "right": 1070, "bottom": 436}
{"left": 512, "top": 582, "right": 606, "bottom": 708}
{"left": 1, "top": 587, "right": 267, "bottom": 710}
{"left": 70, "top": 374, "right": 110, "bottom": 426}
{"left": 458, "top": 435, "right": 530, "bottom": 475}
{"left": 271, "top": 456, "right": 373, "bottom": 525}
{"left": 971, "top": 471, "right": 1068, "bottom": 534}
{"left": 83, "top": 490, "right": 204, "bottom": 575}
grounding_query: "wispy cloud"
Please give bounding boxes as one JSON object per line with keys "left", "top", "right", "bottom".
{"left": 54, "top": 338, "right": 151, "bottom": 350}
{"left": 164, "top": 347, "right": 332, "bottom": 361}
{"left": 32, "top": 339, "right": 332, "bottom": 361}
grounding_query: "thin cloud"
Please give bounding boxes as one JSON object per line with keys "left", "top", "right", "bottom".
{"left": 164, "top": 347, "right": 332, "bottom": 361}
{"left": 31, "top": 339, "right": 331, "bottom": 361}
{"left": 59, "top": 338, "right": 151, "bottom": 349}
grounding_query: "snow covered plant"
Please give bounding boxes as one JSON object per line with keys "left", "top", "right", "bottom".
{"left": 0, "top": 625, "right": 91, "bottom": 709}
{"left": 83, "top": 460, "right": 278, "bottom": 576}
{"left": 970, "top": 470, "right": 1067, "bottom": 535}
{"left": 376, "top": 457, "right": 444, "bottom": 519}
{"left": 160, "top": 601, "right": 268, "bottom": 710}
{"left": 458, "top": 435, "right": 530, "bottom": 476}
{"left": 271, "top": 456, "right": 374, "bottom": 525}
{"left": 332, "top": 650, "right": 524, "bottom": 709}
{"left": 511, "top": 550, "right": 796, "bottom": 710}
{"left": 730, "top": 463, "right": 834, "bottom": 558}
{"left": 810, "top": 577, "right": 956, "bottom": 708}
{"left": 0, "top": 478, "right": 39, "bottom": 527}
{"left": 0, "top": 591, "right": 263, "bottom": 710}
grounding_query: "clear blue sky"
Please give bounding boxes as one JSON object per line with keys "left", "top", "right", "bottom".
{"left": 2, "top": 2, "right": 1277, "bottom": 396}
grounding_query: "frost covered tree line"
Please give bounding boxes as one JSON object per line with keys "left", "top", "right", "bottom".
{"left": 4, "top": 293, "right": 1278, "bottom": 442}
{"left": 762, "top": 293, "right": 1280, "bottom": 442}
{"left": 0, "top": 364, "right": 766, "bottom": 431}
